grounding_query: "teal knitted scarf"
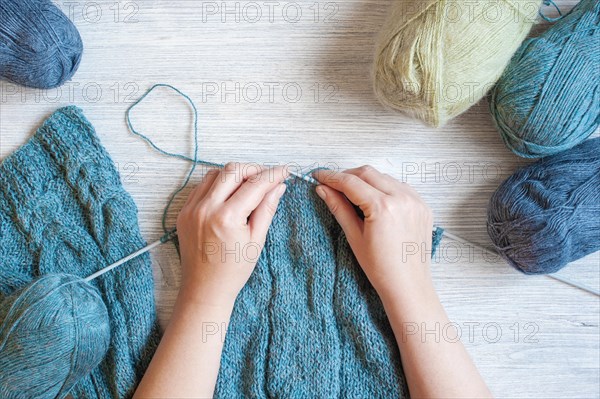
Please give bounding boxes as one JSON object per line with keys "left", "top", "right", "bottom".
{"left": 0, "top": 106, "right": 444, "bottom": 398}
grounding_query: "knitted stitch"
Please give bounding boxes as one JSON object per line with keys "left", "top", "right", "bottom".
{"left": 0, "top": 106, "right": 160, "bottom": 398}
{"left": 215, "top": 179, "right": 414, "bottom": 398}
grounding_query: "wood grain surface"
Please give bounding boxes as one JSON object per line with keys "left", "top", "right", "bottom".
{"left": 1, "top": 1, "right": 598, "bottom": 397}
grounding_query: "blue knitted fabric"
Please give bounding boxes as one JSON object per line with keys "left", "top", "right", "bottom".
{"left": 215, "top": 179, "right": 423, "bottom": 398}
{"left": 1, "top": 105, "right": 440, "bottom": 398}
{"left": 0, "top": 106, "right": 160, "bottom": 398}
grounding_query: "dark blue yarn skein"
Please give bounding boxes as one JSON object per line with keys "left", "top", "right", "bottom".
{"left": 489, "top": 0, "right": 600, "bottom": 158}
{"left": 0, "top": 0, "right": 83, "bottom": 89}
{"left": 487, "top": 138, "right": 600, "bottom": 275}
{"left": 0, "top": 274, "right": 110, "bottom": 399}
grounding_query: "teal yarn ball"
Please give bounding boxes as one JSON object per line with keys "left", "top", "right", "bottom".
{"left": 0, "top": 0, "right": 83, "bottom": 89}
{"left": 0, "top": 274, "right": 110, "bottom": 399}
{"left": 489, "top": 0, "right": 600, "bottom": 158}
{"left": 487, "top": 138, "right": 600, "bottom": 274}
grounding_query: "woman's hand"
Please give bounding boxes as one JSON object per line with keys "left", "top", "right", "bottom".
{"left": 135, "top": 163, "right": 288, "bottom": 399}
{"left": 313, "top": 165, "right": 434, "bottom": 302}
{"left": 177, "top": 162, "right": 289, "bottom": 307}
{"left": 315, "top": 165, "right": 492, "bottom": 399}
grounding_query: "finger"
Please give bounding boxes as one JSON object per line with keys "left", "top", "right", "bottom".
{"left": 183, "top": 168, "right": 220, "bottom": 208}
{"left": 248, "top": 183, "right": 287, "bottom": 243}
{"left": 225, "top": 166, "right": 290, "bottom": 218}
{"left": 312, "top": 169, "right": 383, "bottom": 215}
{"left": 344, "top": 165, "right": 400, "bottom": 195}
{"left": 207, "top": 162, "right": 264, "bottom": 204}
{"left": 315, "top": 185, "right": 363, "bottom": 241}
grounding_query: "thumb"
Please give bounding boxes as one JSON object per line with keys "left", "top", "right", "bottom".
{"left": 315, "top": 185, "right": 362, "bottom": 242}
{"left": 248, "top": 183, "right": 286, "bottom": 244}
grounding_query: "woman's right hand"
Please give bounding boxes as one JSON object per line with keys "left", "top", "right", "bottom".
{"left": 313, "top": 166, "right": 434, "bottom": 303}
{"left": 315, "top": 166, "right": 492, "bottom": 399}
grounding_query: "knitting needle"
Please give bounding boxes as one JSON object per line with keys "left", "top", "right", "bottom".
{"left": 288, "top": 170, "right": 319, "bottom": 185}
{"left": 441, "top": 231, "right": 600, "bottom": 297}
{"left": 85, "top": 230, "right": 178, "bottom": 282}
{"left": 85, "top": 196, "right": 598, "bottom": 296}
{"left": 85, "top": 173, "right": 313, "bottom": 282}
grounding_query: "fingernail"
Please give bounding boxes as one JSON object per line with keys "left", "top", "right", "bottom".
{"left": 316, "top": 185, "right": 326, "bottom": 199}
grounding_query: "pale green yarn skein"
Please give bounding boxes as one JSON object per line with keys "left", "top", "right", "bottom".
{"left": 374, "top": 0, "right": 539, "bottom": 127}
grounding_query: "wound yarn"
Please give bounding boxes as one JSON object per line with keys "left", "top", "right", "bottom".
{"left": 0, "top": 274, "right": 110, "bottom": 399}
{"left": 373, "top": 0, "right": 538, "bottom": 127}
{"left": 0, "top": 0, "right": 83, "bottom": 89}
{"left": 489, "top": 0, "right": 600, "bottom": 158}
{"left": 487, "top": 137, "right": 600, "bottom": 275}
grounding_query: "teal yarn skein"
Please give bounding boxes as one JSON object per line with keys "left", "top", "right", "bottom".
{"left": 0, "top": 0, "right": 83, "bottom": 89}
{"left": 0, "top": 274, "right": 110, "bottom": 399}
{"left": 487, "top": 137, "right": 600, "bottom": 274}
{"left": 489, "top": 0, "right": 600, "bottom": 158}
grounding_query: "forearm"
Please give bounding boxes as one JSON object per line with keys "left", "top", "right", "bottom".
{"left": 134, "top": 287, "right": 233, "bottom": 399}
{"left": 381, "top": 276, "right": 492, "bottom": 399}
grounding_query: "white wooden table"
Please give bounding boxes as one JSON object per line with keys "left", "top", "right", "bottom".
{"left": 1, "top": 1, "right": 598, "bottom": 397}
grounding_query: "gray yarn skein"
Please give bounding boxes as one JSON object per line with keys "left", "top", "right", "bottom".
{"left": 488, "top": 137, "right": 600, "bottom": 274}
{"left": 0, "top": 0, "right": 83, "bottom": 89}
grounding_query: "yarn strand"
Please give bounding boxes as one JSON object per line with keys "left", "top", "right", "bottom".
{"left": 540, "top": 0, "right": 564, "bottom": 22}
{"left": 119, "top": 84, "right": 598, "bottom": 299}
{"left": 126, "top": 84, "right": 222, "bottom": 237}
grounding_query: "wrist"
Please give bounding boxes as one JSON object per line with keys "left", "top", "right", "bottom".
{"left": 376, "top": 273, "right": 438, "bottom": 313}
{"left": 178, "top": 281, "right": 238, "bottom": 311}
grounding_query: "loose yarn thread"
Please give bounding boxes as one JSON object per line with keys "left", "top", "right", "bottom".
{"left": 125, "top": 84, "right": 223, "bottom": 241}
{"left": 489, "top": 0, "right": 600, "bottom": 158}
{"left": 0, "top": 0, "right": 83, "bottom": 89}
{"left": 539, "top": 0, "right": 564, "bottom": 22}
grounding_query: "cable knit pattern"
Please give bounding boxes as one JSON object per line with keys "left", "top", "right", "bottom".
{"left": 0, "top": 106, "right": 160, "bottom": 399}
{"left": 215, "top": 179, "right": 410, "bottom": 398}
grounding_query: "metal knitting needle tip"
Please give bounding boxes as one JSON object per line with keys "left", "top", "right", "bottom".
{"left": 288, "top": 170, "right": 319, "bottom": 185}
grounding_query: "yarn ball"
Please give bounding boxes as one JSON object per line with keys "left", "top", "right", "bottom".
{"left": 487, "top": 137, "right": 600, "bottom": 275}
{"left": 0, "top": 0, "right": 83, "bottom": 89}
{"left": 489, "top": 0, "right": 600, "bottom": 158}
{"left": 373, "top": 0, "right": 538, "bottom": 127}
{"left": 0, "top": 274, "right": 110, "bottom": 399}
